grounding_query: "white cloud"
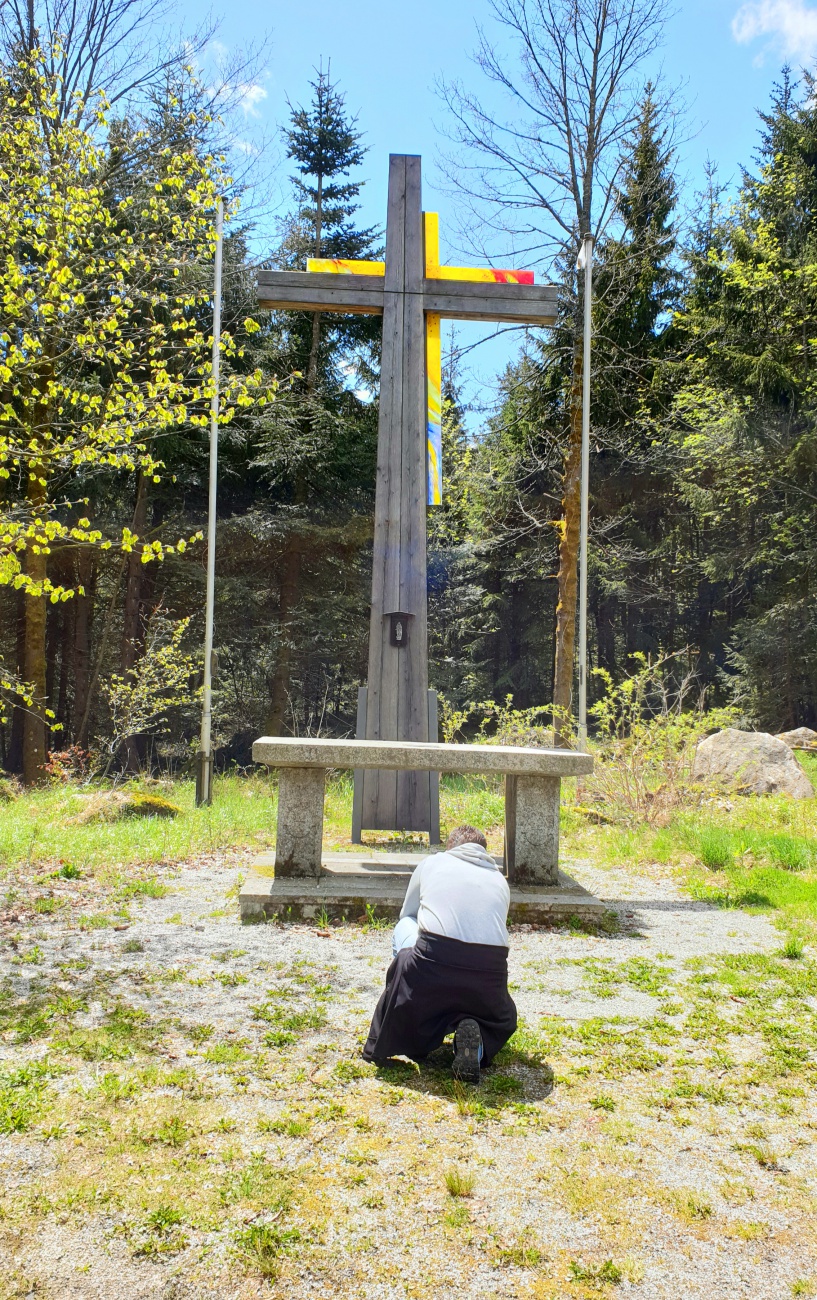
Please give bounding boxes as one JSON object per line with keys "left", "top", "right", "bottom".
{"left": 732, "top": 0, "right": 817, "bottom": 61}
{"left": 236, "top": 83, "right": 268, "bottom": 119}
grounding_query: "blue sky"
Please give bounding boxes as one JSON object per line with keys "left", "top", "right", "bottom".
{"left": 186, "top": 0, "right": 817, "bottom": 412}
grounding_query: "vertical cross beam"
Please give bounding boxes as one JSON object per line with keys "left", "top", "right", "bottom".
{"left": 359, "top": 156, "right": 431, "bottom": 831}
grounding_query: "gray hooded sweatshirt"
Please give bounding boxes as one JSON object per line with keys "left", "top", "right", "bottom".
{"left": 399, "top": 843, "right": 510, "bottom": 948}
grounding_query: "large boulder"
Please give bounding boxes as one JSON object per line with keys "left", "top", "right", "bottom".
{"left": 692, "top": 728, "right": 814, "bottom": 798}
{"left": 776, "top": 726, "right": 817, "bottom": 751}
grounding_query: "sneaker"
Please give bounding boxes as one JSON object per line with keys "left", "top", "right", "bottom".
{"left": 452, "top": 1018, "right": 482, "bottom": 1084}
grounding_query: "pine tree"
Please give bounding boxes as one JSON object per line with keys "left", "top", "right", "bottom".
{"left": 258, "top": 67, "right": 381, "bottom": 734}
{"left": 670, "top": 72, "right": 817, "bottom": 726}
{"left": 284, "top": 65, "right": 380, "bottom": 389}
{"left": 594, "top": 86, "right": 678, "bottom": 425}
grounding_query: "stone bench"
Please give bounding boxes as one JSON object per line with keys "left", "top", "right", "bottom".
{"left": 252, "top": 736, "right": 593, "bottom": 887}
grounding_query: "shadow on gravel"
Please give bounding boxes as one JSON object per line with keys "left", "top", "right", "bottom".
{"left": 374, "top": 1041, "right": 555, "bottom": 1107}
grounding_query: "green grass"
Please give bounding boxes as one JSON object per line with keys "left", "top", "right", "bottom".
{"left": 563, "top": 753, "right": 817, "bottom": 935}
{"left": 0, "top": 773, "right": 279, "bottom": 874}
{"left": 0, "top": 771, "right": 507, "bottom": 875}
{"left": 3, "top": 760, "right": 817, "bottom": 936}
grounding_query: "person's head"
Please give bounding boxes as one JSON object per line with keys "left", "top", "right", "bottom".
{"left": 446, "top": 824, "right": 487, "bottom": 851}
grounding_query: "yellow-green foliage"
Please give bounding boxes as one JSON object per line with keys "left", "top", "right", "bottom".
{"left": 121, "top": 794, "right": 181, "bottom": 819}
{"left": 0, "top": 51, "right": 269, "bottom": 600}
{"left": 72, "top": 791, "right": 181, "bottom": 824}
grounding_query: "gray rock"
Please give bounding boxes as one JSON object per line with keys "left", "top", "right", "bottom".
{"left": 776, "top": 726, "right": 817, "bottom": 750}
{"left": 692, "top": 728, "right": 814, "bottom": 798}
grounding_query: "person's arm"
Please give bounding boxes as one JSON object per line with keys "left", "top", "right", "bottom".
{"left": 399, "top": 860, "right": 425, "bottom": 921}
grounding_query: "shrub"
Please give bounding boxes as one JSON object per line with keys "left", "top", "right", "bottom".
{"left": 439, "top": 694, "right": 558, "bottom": 747}
{"left": 585, "top": 652, "right": 740, "bottom": 825}
{"left": 0, "top": 776, "right": 19, "bottom": 802}
{"left": 44, "top": 747, "right": 92, "bottom": 782}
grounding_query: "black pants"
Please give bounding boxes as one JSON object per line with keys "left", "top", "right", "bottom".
{"left": 362, "top": 931, "right": 517, "bottom": 1066}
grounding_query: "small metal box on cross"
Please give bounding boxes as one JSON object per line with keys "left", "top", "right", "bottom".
{"left": 257, "top": 154, "right": 557, "bottom": 839}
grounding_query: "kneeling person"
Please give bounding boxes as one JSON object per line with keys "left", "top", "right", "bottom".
{"left": 362, "top": 826, "right": 517, "bottom": 1082}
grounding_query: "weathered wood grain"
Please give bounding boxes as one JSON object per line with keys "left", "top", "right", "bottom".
{"left": 359, "top": 156, "right": 434, "bottom": 831}
{"left": 256, "top": 270, "right": 385, "bottom": 313}
{"left": 422, "top": 280, "right": 558, "bottom": 324}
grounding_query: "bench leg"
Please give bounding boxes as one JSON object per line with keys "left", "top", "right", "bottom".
{"left": 505, "top": 774, "right": 560, "bottom": 886}
{"left": 275, "top": 767, "right": 325, "bottom": 880}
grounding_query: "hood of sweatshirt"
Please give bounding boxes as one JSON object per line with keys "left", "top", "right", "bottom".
{"left": 444, "top": 842, "right": 500, "bottom": 870}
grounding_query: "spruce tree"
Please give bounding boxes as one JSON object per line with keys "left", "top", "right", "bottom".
{"left": 283, "top": 65, "right": 380, "bottom": 389}
{"left": 257, "top": 67, "right": 381, "bottom": 733}
{"left": 670, "top": 72, "right": 817, "bottom": 726}
{"left": 594, "top": 85, "right": 678, "bottom": 426}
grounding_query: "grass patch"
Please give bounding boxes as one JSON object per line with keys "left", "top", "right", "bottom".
{"left": 569, "top": 1258, "right": 623, "bottom": 1286}
{"left": 444, "top": 1166, "right": 475, "bottom": 1197}
{"left": 233, "top": 1222, "right": 301, "bottom": 1280}
{"left": 0, "top": 773, "right": 279, "bottom": 875}
{"left": 561, "top": 781, "right": 817, "bottom": 935}
{"left": 0, "top": 1061, "right": 56, "bottom": 1134}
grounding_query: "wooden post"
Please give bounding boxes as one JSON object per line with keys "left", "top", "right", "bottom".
{"left": 360, "top": 156, "right": 432, "bottom": 832}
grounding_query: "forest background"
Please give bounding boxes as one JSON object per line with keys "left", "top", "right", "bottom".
{"left": 2, "top": 0, "right": 817, "bottom": 784}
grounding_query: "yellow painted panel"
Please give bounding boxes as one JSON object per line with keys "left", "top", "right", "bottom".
{"left": 426, "top": 312, "right": 442, "bottom": 507}
{"left": 422, "top": 212, "right": 534, "bottom": 283}
{"left": 307, "top": 257, "right": 385, "bottom": 275}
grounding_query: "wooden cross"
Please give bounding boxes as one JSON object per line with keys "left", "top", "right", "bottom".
{"left": 257, "top": 154, "right": 557, "bottom": 839}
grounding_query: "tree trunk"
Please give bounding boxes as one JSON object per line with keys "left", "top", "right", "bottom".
{"left": 45, "top": 596, "right": 61, "bottom": 737}
{"left": 307, "top": 313, "right": 322, "bottom": 391}
{"left": 306, "top": 169, "right": 324, "bottom": 390}
{"left": 552, "top": 331, "right": 584, "bottom": 747}
{"left": 57, "top": 592, "right": 74, "bottom": 731}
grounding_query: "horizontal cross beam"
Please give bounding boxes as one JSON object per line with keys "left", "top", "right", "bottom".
{"left": 256, "top": 269, "right": 558, "bottom": 326}
{"left": 257, "top": 270, "right": 385, "bottom": 315}
{"left": 422, "top": 279, "right": 557, "bottom": 325}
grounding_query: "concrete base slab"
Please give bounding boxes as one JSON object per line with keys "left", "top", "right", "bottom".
{"left": 251, "top": 851, "right": 500, "bottom": 878}
{"left": 240, "top": 852, "right": 605, "bottom": 927}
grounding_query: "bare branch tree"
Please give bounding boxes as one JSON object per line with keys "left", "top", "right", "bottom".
{"left": 3, "top": 0, "right": 207, "bottom": 119}
{"left": 439, "top": 0, "right": 672, "bottom": 742}
{"left": 1, "top": 0, "right": 278, "bottom": 247}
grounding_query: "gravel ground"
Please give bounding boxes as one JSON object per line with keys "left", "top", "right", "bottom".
{"left": 1, "top": 852, "right": 814, "bottom": 1299}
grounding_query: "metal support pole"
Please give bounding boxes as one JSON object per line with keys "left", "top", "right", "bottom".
{"left": 577, "top": 232, "right": 593, "bottom": 753}
{"left": 196, "top": 196, "right": 223, "bottom": 807}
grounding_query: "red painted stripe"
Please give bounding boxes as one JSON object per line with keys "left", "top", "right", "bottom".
{"left": 491, "top": 269, "right": 535, "bottom": 284}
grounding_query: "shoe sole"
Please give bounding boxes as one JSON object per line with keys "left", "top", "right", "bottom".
{"left": 452, "top": 1018, "right": 481, "bottom": 1085}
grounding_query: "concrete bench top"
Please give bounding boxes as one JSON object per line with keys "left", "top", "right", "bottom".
{"left": 252, "top": 735, "right": 593, "bottom": 777}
